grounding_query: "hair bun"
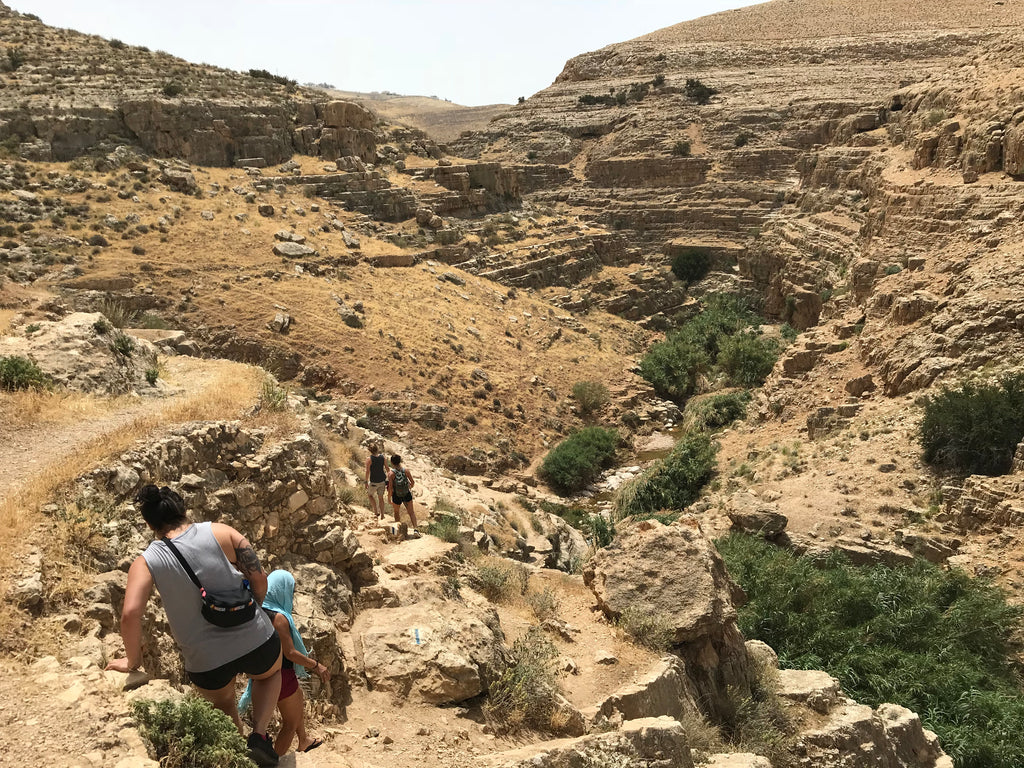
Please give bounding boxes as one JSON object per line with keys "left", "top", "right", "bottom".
{"left": 137, "top": 484, "right": 162, "bottom": 506}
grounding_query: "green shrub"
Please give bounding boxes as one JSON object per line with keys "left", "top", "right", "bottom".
{"left": 92, "top": 317, "right": 112, "bottom": 335}
{"left": 538, "top": 500, "right": 615, "bottom": 548}
{"left": 570, "top": 380, "right": 609, "bottom": 417}
{"left": 618, "top": 605, "right": 675, "bottom": 651}
{"left": 615, "top": 432, "right": 716, "bottom": 518}
{"left": 717, "top": 331, "right": 778, "bottom": 388}
{"left": 671, "top": 248, "right": 711, "bottom": 284}
{"left": 144, "top": 367, "right": 159, "bottom": 386}
{"left": 683, "top": 390, "right": 751, "bottom": 432}
{"left": 885, "top": 264, "right": 903, "bottom": 275}
{"left": 541, "top": 426, "right": 618, "bottom": 495}
{"left": 640, "top": 295, "right": 771, "bottom": 405}
{"left": 0, "top": 355, "right": 49, "bottom": 390}
{"left": 485, "top": 628, "right": 563, "bottom": 734}
{"left": 109, "top": 38, "right": 127, "bottom": 49}
{"left": 685, "top": 77, "right": 719, "bottom": 104}
{"left": 110, "top": 331, "right": 135, "bottom": 357}
{"left": 734, "top": 132, "right": 751, "bottom": 148}
{"left": 247, "top": 68, "right": 296, "bottom": 87}
{"left": 718, "top": 533, "right": 1024, "bottom": 768}
{"left": 258, "top": 378, "right": 288, "bottom": 411}
{"left": 425, "top": 512, "right": 461, "bottom": 543}
{"left": 161, "top": 81, "right": 185, "bottom": 98}
{"left": 672, "top": 140, "right": 692, "bottom": 157}
{"left": 5, "top": 48, "right": 26, "bottom": 71}
{"left": 131, "top": 696, "right": 252, "bottom": 768}
{"left": 919, "top": 373, "right": 1024, "bottom": 475}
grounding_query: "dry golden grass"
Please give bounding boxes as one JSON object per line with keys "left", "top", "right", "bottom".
{"left": 0, "top": 358, "right": 266, "bottom": 574}
{"left": 0, "top": 389, "right": 114, "bottom": 430}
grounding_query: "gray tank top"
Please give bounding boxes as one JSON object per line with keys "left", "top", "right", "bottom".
{"left": 142, "top": 522, "right": 274, "bottom": 673}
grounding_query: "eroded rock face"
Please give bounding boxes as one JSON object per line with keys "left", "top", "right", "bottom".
{"left": 584, "top": 517, "right": 750, "bottom": 721}
{"left": 0, "top": 312, "right": 158, "bottom": 395}
{"left": 356, "top": 601, "right": 504, "bottom": 704}
{"left": 478, "top": 716, "right": 695, "bottom": 768}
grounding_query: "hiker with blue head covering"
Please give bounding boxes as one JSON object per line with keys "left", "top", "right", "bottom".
{"left": 240, "top": 569, "right": 330, "bottom": 755}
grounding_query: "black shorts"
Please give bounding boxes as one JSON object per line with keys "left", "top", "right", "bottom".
{"left": 187, "top": 631, "right": 281, "bottom": 691}
{"left": 392, "top": 490, "right": 413, "bottom": 504}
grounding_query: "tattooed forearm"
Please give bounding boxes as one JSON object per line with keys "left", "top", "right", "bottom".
{"left": 234, "top": 545, "right": 263, "bottom": 578}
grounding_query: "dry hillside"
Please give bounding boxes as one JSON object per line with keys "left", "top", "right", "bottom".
{"left": 2, "top": 0, "right": 1024, "bottom": 766}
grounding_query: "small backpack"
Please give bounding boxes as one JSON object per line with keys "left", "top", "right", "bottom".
{"left": 393, "top": 467, "right": 410, "bottom": 492}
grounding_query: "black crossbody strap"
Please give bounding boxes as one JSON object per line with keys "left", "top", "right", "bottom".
{"left": 162, "top": 536, "right": 206, "bottom": 593}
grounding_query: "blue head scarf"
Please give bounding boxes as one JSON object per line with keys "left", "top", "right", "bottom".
{"left": 238, "top": 569, "right": 311, "bottom": 712}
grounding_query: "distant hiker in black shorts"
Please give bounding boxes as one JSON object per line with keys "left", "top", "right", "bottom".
{"left": 364, "top": 441, "right": 388, "bottom": 520}
{"left": 388, "top": 454, "right": 418, "bottom": 530}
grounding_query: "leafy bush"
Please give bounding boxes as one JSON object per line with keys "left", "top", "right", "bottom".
{"left": 538, "top": 500, "right": 615, "bottom": 549}
{"left": 717, "top": 331, "right": 779, "bottom": 388}
{"left": 541, "top": 426, "right": 618, "bottom": 495}
{"left": 618, "top": 605, "right": 675, "bottom": 651}
{"left": 110, "top": 331, "right": 135, "bottom": 357}
{"left": 109, "top": 38, "right": 127, "bottom": 49}
{"left": 131, "top": 696, "right": 252, "bottom": 768}
{"left": 734, "top": 132, "right": 751, "bottom": 147}
{"left": 615, "top": 432, "right": 716, "bottom": 518}
{"left": 718, "top": 534, "right": 1024, "bottom": 768}
{"left": 247, "top": 68, "right": 297, "bottom": 87}
{"left": 671, "top": 247, "right": 711, "bottom": 283}
{"left": 485, "top": 628, "right": 563, "bottom": 734}
{"left": 0, "top": 355, "right": 48, "bottom": 390}
{"left": 685, "top": 77, "right": 719, "bottom": 104}
{"left": 640, "top": 295, "right": 773, "bottom": 405}
{"left": 570, "top": 380, "right": 609, "bottom": 417}
{"left": 919, "top": 373, "right": 1024, "bottom": 476}
{"left": 683, "top": 390, "right": 751, "bottom": 432}
{"left": 5, "top": 48, "right": 26, "bottom": 71}
{"left": 144, "top": 367, "right": 159, "bottom": 386}
{"left": 672, "top": 140, "right": 692, "bottom": 157}
{"left": 424, "top": 512, "right": 461, "bottom": 543}
{"left": 258, "top": 378, "right": 288, "bottom": 411}
{"left": 161, "top": 81, "right": 185, "bottom": 97}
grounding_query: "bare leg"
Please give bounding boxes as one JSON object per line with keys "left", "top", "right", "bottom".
{"left": 195, "top": 676, "right": 243, "bottom": 733}
{"left": 366, "top": 489, "right": 379, "bottom": 518}
{"left": 248, "top": 652, "right": 283, "bottom": 737}
{"left": 274, "top": 687, "right": 305, "bottom": 755}
{"left": 405, "top": 500, "right": 418, "bottom": 528}
{"left": 393, "top": 501, "right": 401, "bottom": 522}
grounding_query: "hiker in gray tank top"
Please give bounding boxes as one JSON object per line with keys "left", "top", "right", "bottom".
{"left": 106, "top": 485, "right": 284, "bottom": 768}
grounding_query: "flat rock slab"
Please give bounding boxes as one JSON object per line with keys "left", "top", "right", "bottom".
{"left": 382, "top": 536, "right": 457, "bottom": 574}
{"left": 273, "top": 242, "right": 317, "bottom": 258}
{"left": 477, "top": 716, "right": 694, "bottom": 768}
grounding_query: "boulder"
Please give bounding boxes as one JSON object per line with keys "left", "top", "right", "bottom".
{"left": 583, "top": 655, "right": 700, "bottom": 725}
{"left": 357, "top": 600, "right": 504, "bottom": 704}
{"left": 272, "top": 242, "right": 317, "bottom": 259}
{"left": 321, "top": 100, "right": 375, "bottom": 131}
{"left": 726, "top": 494, "right": 787, "bottom": 538}
{"left": 545, "top": 515, "right": 589, "bottom": 572}
{"left": 584, "top": 517, "right": 750, "bottom": 721}
{"left": 158, "top": 168, "right": 198, "bottom": 194}
{"left": 845, "top": 374, "right": 876, "bottom": 397}
{"left": 0, "top": 313, "right": 158, "bottom": 395}
{"left": 274, "top": 230, "right": 306, "bottom": 243}
{"left": 799, "top": 701, "right": 951, "bottom": 768}
{"left": 477, "top": 716, "right": 694, "bottom": 768}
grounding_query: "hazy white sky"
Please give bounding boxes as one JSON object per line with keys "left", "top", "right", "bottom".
{"left": 11, "top": 1, "right": 766, "bottom": 106}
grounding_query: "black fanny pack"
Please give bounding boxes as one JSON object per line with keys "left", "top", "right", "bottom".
{"left": 162, "top": 535, "right": 257, "bottom": 628}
